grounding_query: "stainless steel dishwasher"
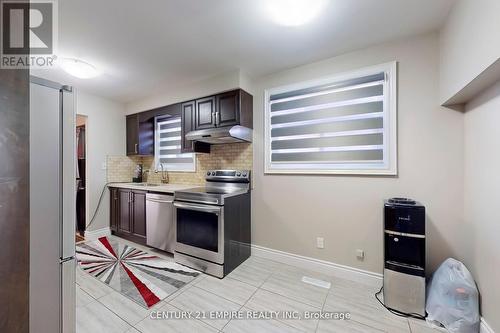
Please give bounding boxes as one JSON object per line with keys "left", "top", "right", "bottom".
{"left": 146, "top": 193, "right": 175, "bottom": 253}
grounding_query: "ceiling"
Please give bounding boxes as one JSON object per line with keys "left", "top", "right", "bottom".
{"left": 32, "top": 0, "right": 455, "bottom": 104}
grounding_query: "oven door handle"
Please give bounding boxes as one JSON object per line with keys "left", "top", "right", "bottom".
{"left": 174, "top": 202, "right": 221, "bottom": 214}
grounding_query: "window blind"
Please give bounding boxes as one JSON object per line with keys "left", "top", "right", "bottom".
{"left": 265, "top": 63, "right": 396, "bottom": 174}
{"left": 155, "top": 116, "right": 195, "bottom": 172}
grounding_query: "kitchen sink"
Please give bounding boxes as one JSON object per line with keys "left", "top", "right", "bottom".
{"left": 125, "top": 183, "right": 160, "bottom": 187}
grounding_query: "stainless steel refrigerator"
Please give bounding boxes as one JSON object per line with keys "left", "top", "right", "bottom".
{"left": 29, "top": 77, "right": 76, "bottom": 333}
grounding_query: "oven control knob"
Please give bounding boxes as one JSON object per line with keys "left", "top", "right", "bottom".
{"left": 236, "top": 172, "right": 241, "bottom": 177}
{"left": 211, "top": 172, "right": 216, "bottom": 176}
{"left": 242, "top": 172, "right": 247, "bottom": 177}
{"left": 207, "top": 171, "right": 211, "bottom": 176}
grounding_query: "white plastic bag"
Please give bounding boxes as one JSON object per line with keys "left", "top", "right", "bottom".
{"left": 426, "top": 258, "right": 480, "bottom": 333}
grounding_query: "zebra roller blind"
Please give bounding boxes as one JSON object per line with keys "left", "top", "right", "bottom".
{"left": 265, "top": 62, "right": 397, "bottom": 175}
{"left": 155, "top": 116, "right": 195, "bottom": 172}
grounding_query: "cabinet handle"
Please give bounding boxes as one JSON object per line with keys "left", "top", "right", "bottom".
{"left": 134, "top": 143, "right": 138, "bottom": 154}
{"left": 215, "top": 111, "right": 219, "bottom": 126}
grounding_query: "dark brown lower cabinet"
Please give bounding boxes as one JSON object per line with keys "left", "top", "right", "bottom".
{"left": 110, "top": 187, "right": 147, "bottom": 245}
{"left": 119, "top": 189, "right": 132, "bottom": 233}
{"left": 132, "top": 191, "right": 147, "bottom": 238}
{"left": 110, "top": 187, "right": 119, "bottom": 232}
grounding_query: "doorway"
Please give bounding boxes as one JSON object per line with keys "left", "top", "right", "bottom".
{"left": 76, "top": 115, "right": 87, "bottom": 242}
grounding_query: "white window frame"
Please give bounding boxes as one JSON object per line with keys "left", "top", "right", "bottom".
{"left": 154, "top": 116, "right": 196, "bottom": 172}
{"left": 264, "top": 61, "right": 397, "bottom": 175}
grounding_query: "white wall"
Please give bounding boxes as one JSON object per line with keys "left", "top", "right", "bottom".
{"left": 76, "top": 91, "right": 126, "bottom": 232}
{"left": 439, "top": 0, "right": 500, "bottom": 104}
{"left": 126, "top": 70, "right": 255, "bottom": 114}
{"left": 439, "top": 1, "right": 500, "bottom": 328}
{"left": 463, "top": 80, "right": 500, "bottom": 333}
{"left": 251, "top": 33, "right": 464, "bottom": 274}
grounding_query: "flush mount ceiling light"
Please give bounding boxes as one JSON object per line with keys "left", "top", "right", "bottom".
{"left": 264, "top": 0, "right": 328, "bottom": 26}
{"left": 59, "top": 58, "right": 100, "bottom": 79}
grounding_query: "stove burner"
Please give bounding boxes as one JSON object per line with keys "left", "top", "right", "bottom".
{"left": 174, "top": 170, "right": 250, "bottom": 205}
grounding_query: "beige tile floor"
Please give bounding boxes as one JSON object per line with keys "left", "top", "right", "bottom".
{"left": 76, "top": 236, "right": 445, "bottom": 333}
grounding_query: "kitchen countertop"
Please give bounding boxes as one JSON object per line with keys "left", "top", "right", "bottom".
{"left": 108, "top": 182, "right": 199, "bottom": 194}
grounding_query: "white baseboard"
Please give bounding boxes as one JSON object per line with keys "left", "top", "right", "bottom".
{"left": 481, "top": 318, "right": 495, "bottom": 333}
{"left": 84, "top": 227, "right": 111, "bottom": 241}
{"left": 251, "top": 244, "right": 382, "bottom": 288}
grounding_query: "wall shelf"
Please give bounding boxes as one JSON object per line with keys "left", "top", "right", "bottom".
{"left": 442, "top": 57, "right": 500, "bottom": 109}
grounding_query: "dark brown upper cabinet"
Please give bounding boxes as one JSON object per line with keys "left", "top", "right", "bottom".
{"left": 181, "top": 101, "right": 195, "bottom": 152}
{"left": 126, "top": 114, "right": 139, "bottom": 155}
{"left": 181, "top": 101, "right": 211, "bottom": 154}
{"left": 126, "top": 114, "right": 154, "bottom": 156}
{"left": 216, "top": 90, "right": 240, "bottom": 127}
{"left": 195, "top": 96, "right": 216, "bottom": 130}
{"left": 128, "top": 88, "right": 252, "bottom": 155}
{"left": 192, "top": 89, "right": 252, "bottom": 131}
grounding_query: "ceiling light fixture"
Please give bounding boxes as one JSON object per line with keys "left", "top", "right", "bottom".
{"left": 59, "top": 58, "right": 100, "bottom": 79}
{"left": 264, "top": 0, "right": 328, "bottom": 27}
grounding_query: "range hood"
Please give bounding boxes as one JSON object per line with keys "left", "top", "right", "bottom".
{"left": 185, "top": 125, "right": 252, "bottom": 144}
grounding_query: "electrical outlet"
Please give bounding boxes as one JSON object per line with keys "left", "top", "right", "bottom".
{"left": 356, "top": 249, "right": 365, "bottom": 261}
{"left": 316, "top": 237, "right": 324, "bottom": 249}
{"left": 101, "top": 161, "right": 107, "bottom": 170}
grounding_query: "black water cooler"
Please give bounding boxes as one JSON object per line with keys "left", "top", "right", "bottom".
{"left": 383, "top": 198, "right": 426, "bottom": 316}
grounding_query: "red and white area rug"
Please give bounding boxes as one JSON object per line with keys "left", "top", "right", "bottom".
{"left": 76, "top": 236, "right": 200, "bottom": 309}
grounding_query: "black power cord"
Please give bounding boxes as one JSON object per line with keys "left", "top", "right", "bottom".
{"left": 86, "top": 182, "right": 120, "bottom": 229}
{"left": 375, "top": 286, "right": 426, "bottom": 320}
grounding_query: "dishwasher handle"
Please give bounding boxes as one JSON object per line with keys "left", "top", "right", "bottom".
{"left": 146, "top": 198, "right": 174, "bottom": 204}
{"left": 146, "top": 193, "right": 174, "bottom": 204}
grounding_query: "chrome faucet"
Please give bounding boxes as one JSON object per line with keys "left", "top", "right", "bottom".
{"left": 142, "top": 169, "right": 150, "bottom": 183}
{"left": 159, "top": 163, "right": 169, "bottom": 184}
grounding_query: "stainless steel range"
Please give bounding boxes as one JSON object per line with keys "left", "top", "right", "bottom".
{"left": 174, "top": 170, "right": 251, "bottom": 278}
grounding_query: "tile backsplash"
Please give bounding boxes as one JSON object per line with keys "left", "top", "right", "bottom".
{"left": 107, "top": 143, "right": 252, "bottom": 185}
{"left": 107, "top": 155, "right": 143, "bottom": 183}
